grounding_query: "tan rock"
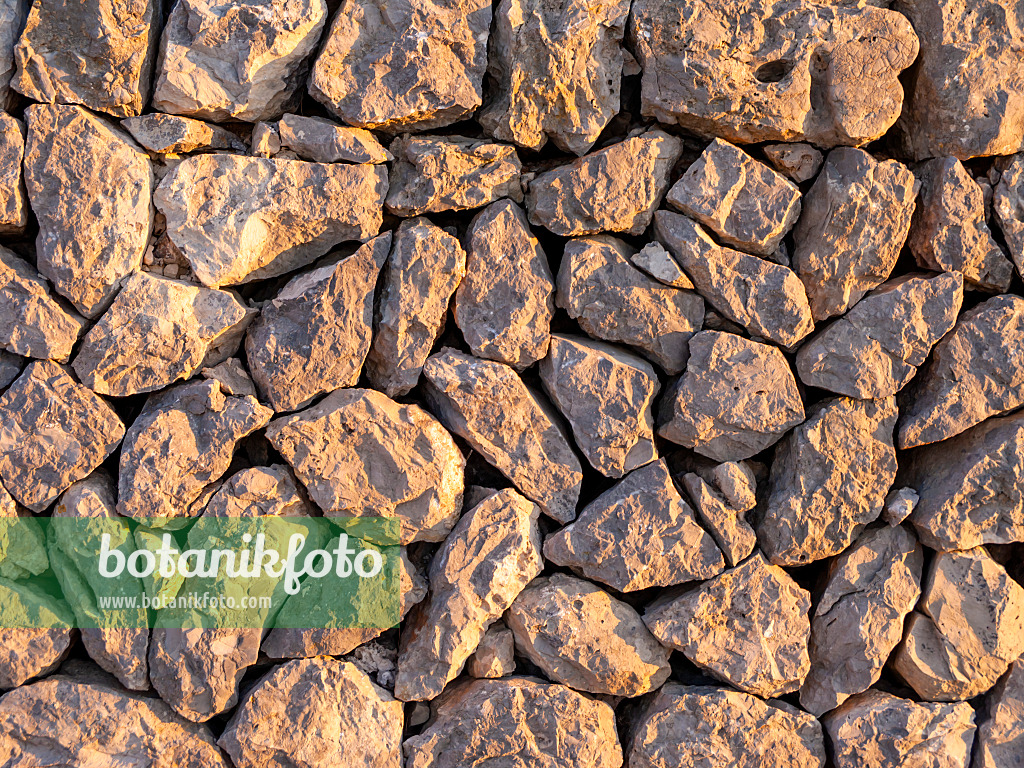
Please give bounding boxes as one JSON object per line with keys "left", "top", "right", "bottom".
{"left": 884, "top": 487, "right": 920, "bottom": 526}
{"left": 975, "top": 657, "right": 1024, "bottom": 768}
{"left": 0, "top": 111, "right": 25, "bottom": 233}
{"left": 121, "top": 113, "right": 245, "bottom": 154}
{"left": 0, "top": 578, "right": 74, "bottom": 688}
{"left": 763, "top": 143, "right": 824, "bottom": 183}
{"left": 630, "top": 241, "right": 694, "bottom": 289}
{"left": 0, "top": 0, "right": 28, "bottom": 109}
{"left": 467, "top": 622, "right": 515, "bottom": 679}
{"left": 994, "top": 153, "right": 1024, "bottom": 277}
{"left": 277, "top": 113, "right": 390, "bottom": 164}
{"left": 200, "top": 358, "right": 257, "bottom": 398}
{"left": 0, "top": 351, "right": 19, "bottom": 392}
{"left": 680, "top": 462, "right": 757, "bottom": 567}
{"left": 0, "top": 482, "right": 48, "bottom": 580}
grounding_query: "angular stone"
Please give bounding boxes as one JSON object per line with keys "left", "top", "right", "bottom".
{"left": 658, "top": 331, "right": 805, "bottom": 462}
{"left": 0, "top": 111, "right": 25, "bottom": 233}
{"left": 994, "top": 154, "right": 1024, "bottom": 277}
{"left": 796, "top": 272, "right": 963, "bottom": 399}
{"left": 121, "top": 113, "right": 245, "bottom": 154}
{"left": 200, "top": 358, "right": 256, "bottom": 398}
{"left": 366, "top": 219, "right": 466, "bottom": 396}
{"left": 759, "top": 396, "right": 897, "bottom": 566}
{"left": 309, "top": 0, "right": 491, "bottom": 131}
{"left": 24, "top": 104, "right": 153, "bottom": 318}
{"left": 467, "top": 622, "right": 515, "bottom": 679}
{"left": 680, "top": 462, "right": 758, "bottom": 567}
{"left": 0, "top": 351, "right": 19, "bottom": 391}
{"left": 898, "top": 295, "right": 1024, "bottom": 449}
{"left": 655, "top": 211, "right": 814, "bottom": 347}
{"left": 277, "top": 113, "right": 390, "bottom": 164}
{"left": 0, "top": 578, "right": 73, "bottom": 688}
{"left": 0, "top": 0, "right": 27, "bottom": 109}
{"left": 152, "top": 0, "right": 327, "bottom": 122}
{"left": 630, "top": 241, "right": 694, "bottom": 289}
{"left": 976, "top": 658, "right": 1024, "bottom": 768}
{"left": 0, "top": 361, "right": 124, "bottom": 512}
{"left": 266, "top": 387, "right": 465, "bottom": 544}
{"left": 800, "top": 525, "right": 924, "bottom": 716}
{"left": 155, "top": 154, "right": 386, "bottom": 288}
{"left": 793, "top": 147, "right": 918, "bottom": 321}
{"left": 245, "top": 234, "right": 389, "bottom": 411}
{"left": 558, "top": 235, "right": 704, "bottom": 374}
{"left": 422, "top": 349, "right": 582, "bottom": 523}
{"left": 763, "top": 143, "right": 824, "bottom": 183}
{"left": 404, "top": 677, "right": 622, "bottom": 768}
{"left": 644, "top": 553, "right": 812, "bottom": 698}
{"left": 393, "top": 489, "right": 542, "bottom": 701}
{"left": 885, "top": 487, "right": 920, "bottom": 526}
{"left": 526, "top": 130, "right": 682, "bottom": 236}
{"left": 0, "top": 482, "right": 48, "bottom": 580}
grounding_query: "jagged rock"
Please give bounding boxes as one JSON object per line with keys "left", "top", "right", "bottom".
{"left": 404, "top": 677, "right": 622, "bottom": 768}
{"left": 893, "top": 547, "right": 1024, "bottom": 701}
{"left": 0, "top": 0, "right": 28, "bottom": 108}
{"left": 479, "top": 0, "right": 630, "bottom": 155}
{"left": 680, "top": 462, "right": 758, "bottom": 567}
{"left": 800, "top": 525, "right": 924, "bottom": 715}
{"left": 250, "top": 121, "right": 280, "bottom": 156}
{"left": 219, "top": 658, "right": 403, "bottom": 768}
{"left": 12, "top": 0, "right": 159, "bottom": 116}
{"left": 309, "top": 0, "right": 491, "bottom": 131}
{"left": 898, "top": 295, "right": 1024, "bottom": 449}
{"left": 526, "top": 130, "right": 682, "bottom": 236}
{"left": 627, "top": 684, "right": 827, "bottom": 768}
{"left": 0, "top": 482, "right": 48, "bottom": 580}
{"left": 121, "top": 113, "right": 245, "bottom": 154}
{"left": 764, "top": 143, "right": 824, "bottom": 183}
{"left": 201, "top": 358, "right": 256, "bottom": 398}
{"left": 793, "top": 147, "right": 918, "bottom": 321}
{"left": 884, "top": 487, "right": 920, "bottom": 526}
{"left": 975, "top": 658, "right": 1024, "bottom": 768}
{"left": 994, "top": 154, "right": 1024, "bottom": 277}
{"left": 507, "top": 574, "right": 671, "bottom": 696}
{"left": 824, "top": 690, "right": 976, "bottom": 768}
{"left": 628, "top": 0, "right": 918, "bottom": 146}
{"left": 245, "top": 234, "right": 389, "bottom": 411}
{"left": 557, "top": 235, "right": 704, "bottom": 374}
{"left": 644, "top": 553, "right": 812, "bottom": 697}
{"left": 155, "top": 154, "right": 386, "bottom": 288}
{"left": 467, "top": 622, "right": 515, "bottom": 679}
{"left": 0, "top": 578, "right": 73, "bottom": 688}
{"left": 0, "top": 351, "right": 19, "bottom": 391}
{"left": 266, "top": 387, "right": 465, "bottom": 544}
{"left": 152, "top": 0, "right": 327, "bottom": 122}
{"left": 117, "top": 379, "right": 272, "bottom": 526}
{"left": 658, "top": 331, "right": 805, "bottom": 462}
{"left": 73, "top": 272, "right": 254, "bottom": 397}
{"left": 386, "top": 135, "right": 522, "bottom": 217}
{"left": 0, "top": 112, "right": 25, "bottom": 233}
{"left": 277, "top": 113, "right": 390, "bottom": 163}
{"left": 422, "top": 349, "right": 582, "bottom": 523}
{"left": 759, "top": 396, "right": 897, "bottom": 566}
{"left": 796, "top": 272, "right": 963, "bottom": 399}
{"left": 393, "top": 489, "right": 542, "bottom": 701}
{"left": 367, "top": 219, "right": 466, "bottom": 396}
{"left": 0, "top": 360, "right": 124, "bottom": 511}
{"left": 666, "top": 139, "right": 801, "bottom": 256}
{"left": 630, "top": 241, "right": 694, "bottom": 289}
{"left": 654, "top": 211, "right": 814, "bottom": 347}
{"left": 23, "top": 104, "right": 153, "bottom": 318}
{"left": 454, "top": 200, "right": 554, "bottom": 369}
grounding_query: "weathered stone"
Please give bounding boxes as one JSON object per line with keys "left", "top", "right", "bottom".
{"left": 645, "top": 553, "right": 812, "bottom": 697}
{"left": 201, "top": 358, "right": 257, "bottom": 398}
{"left": 155, "top": 153, "right": 386, "bottom": 288}
{"left": 655, "top": 211, "right": 814, "bottom": 347}
{"left": 0, "top": 578, "right": 73, "bottom": 688}
{"left": 793, "top": 147, "right": 918, "bottom": 321}
{"left": 0, "top": 350, "right": 20, "bottom": 391}
{"left": 404, "top": 677, "right": 622, "bottom": 768}
{"left": 309, "top": 0, "right": 491, "bottom": 131}
{"left": 219, "top": 658, "right": 403, "bottom": 768}
{"left": 763, "top": 143, "right": 824, "bottom": 183}
{"left": 507, "top": 574, "right": 671, "bottom": 696}
{"left": 976, "top": 657, "right": 1024, "bottom": 768}
{"left": 0, "top": 0, "right": 28, "bottom": 109}
{"left": 23, "top": 104, "right": 153, "bottom": 318}
{"left": 557, "top": 235, "right": 704, "bottom": 374}
{"left": 760, "top": 396, "right": 897, "bottom": 566}
{"left": 0, "top": 111, "right": 25, "bottom": 233}
{"left": 658, "top": 331, "right": 805, "bottom": 462}
{"left": 121, "top": 113, "right": 245, "bottom": 154}
{"left": 266, "top": 387, "right": 465, "bottom": 544}
{"left": 680, "top": 462, "right": 757, "bottom": 567}
{"left": 454, "top": 200, "right": 554, "bottom": 369}
{"left": 898, "top": 295, "right": 1024, "bottom": 449}
{"left": 630, "top": 241, "right": 694, "bottom": 289}
{"left": 422, "top": 349, "right": 582, "bottom": 523}
{"left": 366, "top": 219, "right": 466, "bottom": 396}
{"left": 152, "top": 0, "right": 327, "bottom": 122}
{"left": 628, "top": 684, "right": 826, "bottom": 768}
{"left": 245, "top": 234, "right": 389, "bottom": 411}
{"left": 479, "top": 0, "right": 629, "bottom": 155}
{"left": 250, "top": 120, "right": 280, "bottom": 157}
{"left": 277, "top": 113, "right": 390, "bottom": 163}
{"left": 467, "top": 621, "right": 515, "bottom": 679}
{"left": 527, "top": 130, "right": 682, "bottom": 236}
{"left": 824, "top": 689, "right": 976, "bottom": 768}
{"left": 893, "top": 547, "right": 1024, "bottom": 701}
{"left": 0, "top": 482, "right": 48, "bottom": 580}
{"left": 629, "top": 0, "right": 918, "bottom": 147}
{"left": 885, "top": 487, "right": 920, "bottom": 526}
{"left": 994, "top": 153, "right": 1024, "bottom": 277}
{"left": 796, "top": 272, "right": 963, "bottom": 399}
{"left": 394, "top": 489, "right": 542, "bottom": 701}
{"left": 800, "top": 525, "right": 924, "bottom": 715}
{"left": 0, "top": 360, "right": 124, "bottom": 512}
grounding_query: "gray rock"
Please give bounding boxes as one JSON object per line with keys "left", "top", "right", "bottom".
{"left": 994, "top": 153, "right": 1024, "bottom": 278}
{"left": 466, "top": 621, "right": 515, "bottom": 679}
{"left": 975, "top": 657, "right": 1024, "bottom": 768}
{"left": 630, "top": 241, "right": 694, "bottom": 289}
{"left": 0, "top": 0, "right": 28, "bottom": 109}
{"left": 200, "top": 358, "right": 257, "bottom": 398}
{"left": 763, "top": 143, "right": 824, "bottom": 183}
{"left": 0, "top": 111, "right": 25, "bottom": 233}
{"left": 0, "top": 350, "right": 20, "bottom": 391}
{"left": 277, "top": 113, "right": 390, "bottom": 163}
{"left": 121, "top": 113, "right": 245, "bottom": 154}
{"left": 680, "top": 462, "right": 758, "bottom": 567}
{"left": 0, "top": 578, "right": 74, "bottom": 688}
{"left": 884, "top": 487, "right": 920, "bottom": 526}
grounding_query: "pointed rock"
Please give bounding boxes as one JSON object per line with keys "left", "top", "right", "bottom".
{"left": 121, "top": 114, "right": 245, "bottom": 154}
{"left": 680, "top": 461, "right": 758, "bottom": 567}
{"left": 277, "top": 113, "right": 390, "bottom": 164}
{"left": 466, "top": 621, "right": 515, "bottom": 679}
{"left": 630, "top": 241, "right": 694, "bottom": 289}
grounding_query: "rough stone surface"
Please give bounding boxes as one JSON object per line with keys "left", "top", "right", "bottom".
{"left": 994, "top": 153, "right": 1024, "bottom": 277}
{"left": 201, "top": 358, "right": 257, "bottom": 398}
{"left": 680, "top": 463, "right": 758, "bottom": 567}
{"left": 763, "top": 143, "right": 824, "bottom": 183}
{"left": 885, "top": 487, "right": 920, "bottom": 526}
{"left": 277, "top": 113, "right": 390, "bottom": 163}
{"left": 0, "top": 0, "right": 27, "bottom": 109}
{"left": 975, "top": 658, "right": 1024, "bottom": 768}
{"left": 630, "top": 241, "right": 694, "bottom": 289}
{"left": 0, "top": 483, "right": 48, "bottom": 580}
{"left": 0, "top": 111, "right": 26, "bottom": 233}
{"left": 466, "top": 622, "right": 515, "bottom": 679}
{"left": 0, "top": 351, "right": 19, "bottom": 392}
{"left": 0, "top": 578, "right": 73, "bottom": 688}
{"left": 122, "top": 113, "right": 245, "bottom": 154}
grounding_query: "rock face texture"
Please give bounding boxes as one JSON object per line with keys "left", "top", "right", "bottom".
{"left": 975, "top": 658, "right": 1024, "bottom": 768}
{"left": 466, "top": 622, "right": 515, "bottom": 679}
{"left": 0, "top": 112, "right": 26, "bottom": 233}
{"left": 276, "top": 113, "right": 390, "bottom": 163}
{"left": 121, "top": 113, "right": 245, "bottom": 154}
{"left": 680, "top": 461, "right": 758, "bottom": 567}
{"left": 995, "top": 154, "right": 1024, "bottom": 277}
{"left": 0, "top": 578, "right": 73, "bottom": 687}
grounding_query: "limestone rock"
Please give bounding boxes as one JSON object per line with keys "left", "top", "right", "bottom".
{"left": 454, "top": 200, "right": 554, "bottom": 369}
{"left": 630, "top": 241, "right": 694, "bottom": 289}
{"left": 796, "top": 272, "right": 964, "bottom": 399}
{"left": 0, "top": 578, "right": 73, "bottom": 688}
{"left": 393, "top": 489, "right": 542, "bottom": 701}
{"left": 155, "top": 153, "right": 386, "bottom": 287}
{"left": 885, "top": 487, "right": 920, "bottom": 526}
{"left": 994, "top": 154, "right": 1024, "bottom": 277}
{"left": 23, "top": 104, "right": 153, "bottom": 318}
{"left": 152, "top": 0, "right": 327, "bottom": 122}
{"left": 557, "top": 235, "right": 704, "bottom": 374}
{"left": 309, "top": 0, "right": 491, "bottom": 131}
{"left": 658, "top": 331, "right": 805, "bottom": 462}
{"left": 0, "top": 111, "right": 25, "bottom": 233}
{"left": 0, "top": 360, "right": 124, "bottom": 512}
{"left": 644, "top": 553, "right": 812, "bottom": 697}
{"left": 975, "top": 658, "right": 1024, "bottom": 768}
{"left": 121, "top": 113, "right": 245, "bottom": 154}
{"left": 277, "top": 113, "right": 390, "bottom": 163}
{"left": 792, "top": 147, "right": 918, "bottom": 321}
{"left": 422, "top": 349, "right": 582, "bottom": 523}
{"left": 200, "top": 358, "right": 257, "bottom": 398}
{"left": 467, "top": 622, "right": 515, "bottom": 679}
{"left": 526, "top": 130, "right": 682, "bottom": 236}
{"left": 764, "top": 143, "right": 824, "bottom": 183}
{"left": 245, "top": 234, "right": 389, "bottom": 411}
{"left": 680, "top": 462, "right": 758, "bottom": 567}
{"left": 479, "top": 0, "right": 630, "bottom": 155}
{"left": 0, "top": 0, "right": 28, "bottom": 109}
